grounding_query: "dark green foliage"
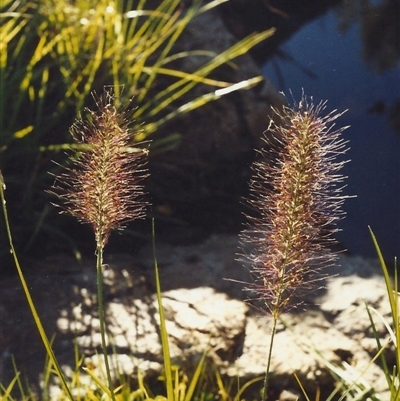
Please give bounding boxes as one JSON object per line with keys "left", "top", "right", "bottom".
{"left": 0, "top": 0, "right": 272, "bottom": 264}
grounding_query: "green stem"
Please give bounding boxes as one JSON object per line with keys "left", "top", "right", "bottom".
{"left": 262, "top": 312, "right": 279, "bottom": 401}
{"left": 96, "top": 242, "right": 116, "bottom": 401}
{"left": 152, "top": 219, "right": 174, "bottom": 399}
{"left": 0, "top": 171, "right": 74, "bottom": 401}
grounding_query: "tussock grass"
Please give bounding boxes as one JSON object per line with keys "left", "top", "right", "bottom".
{"left": 0, "top": 0, "right": 274, "bottom": 259}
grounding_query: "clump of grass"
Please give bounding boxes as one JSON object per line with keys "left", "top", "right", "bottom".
{"left": 239, "top": 93, "right": 350, "bottom": 400}
{"left": 0, "top": 0, "right": 274, "bottom": 261}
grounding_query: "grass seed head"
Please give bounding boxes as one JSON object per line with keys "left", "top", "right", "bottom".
{"left": 50, "top": 90, "right": 149, "bottom": 248}
{"left": 241, "top": 93, "right": 350, "bottom": 315}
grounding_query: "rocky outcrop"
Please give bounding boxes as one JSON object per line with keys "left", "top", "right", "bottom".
{"left": 0, "top": 234, "right": 393, "bottom": 399}
{"left": 147, "top": 3, "right": 285, "bottom": 233}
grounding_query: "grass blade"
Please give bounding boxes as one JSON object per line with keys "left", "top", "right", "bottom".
{"left": 0, "top": 171, "right": 74, "bottom": 400}
{"left": 152, "top": 218, "right": 174, "bottom": 400}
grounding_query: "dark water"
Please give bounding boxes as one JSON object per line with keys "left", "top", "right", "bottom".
{"left": 262, "top": 5, "right": 400, "bottom": 260}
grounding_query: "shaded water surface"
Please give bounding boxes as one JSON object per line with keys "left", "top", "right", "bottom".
{"left": 263, "top": 2, "right": 400, "bottom": 259}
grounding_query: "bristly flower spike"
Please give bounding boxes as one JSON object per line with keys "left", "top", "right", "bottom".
{"left": 241, "top": 93, "right": 350, "bottom": 318}
{"left": 50, "top": 90, "right": 149, "bottom": 248}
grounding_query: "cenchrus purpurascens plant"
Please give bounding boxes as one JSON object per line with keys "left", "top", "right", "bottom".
{"left": 0, "top": 0, "right": 275, "bottom": 261}
{"left": 239, "top": 93, "right": 350, "bottom": 400}
{"left": 48, "top": 90, "right": 149, "bottom": 401}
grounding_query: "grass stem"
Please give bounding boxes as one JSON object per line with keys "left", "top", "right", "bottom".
{"left": 96, "top": 242, "right": 116, "bottom": 401}
{"left": 262, "top": 315, "right": 278, "bottom": 401}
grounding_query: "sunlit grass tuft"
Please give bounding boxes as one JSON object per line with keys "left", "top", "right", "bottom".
{"left": 0, "top": 0, "right": 274, "bottom": 258}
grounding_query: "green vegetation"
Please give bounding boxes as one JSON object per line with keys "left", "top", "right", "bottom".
{"left": 0, "top": 0, "right": 273, "bottom": 259}
{"left": 0, "top": 1, "right": 398, "bottom": 400}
